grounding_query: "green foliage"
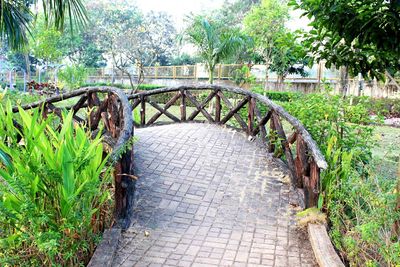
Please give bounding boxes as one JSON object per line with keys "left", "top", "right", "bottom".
{"left": 58, "top": 65, "right": 89, "bottom": 89}
{"left": 276, "top": 85, "right": 400, "bottom": 265}
{"left": 230, "top": 66, "right": 256, "bottom": 87}
{"left": 0, "top": 104, "right": 113, "bottom": 265}
{"left": 289, "top": 0, "right": 400, "bottom": 79}
{"left": 270, "top": 31, "right": 309, "bottom": 80}
{"left": 251, "top": 86, "right": 301, "bottom": 102}
{"left": 30, "top": 18, "right": 64, "bottom": 64}
{"left": 0, "top": 0, "right": 87, "bottom": 51}
{"left": 183, "top": 15, "right": 248, "bottom": 83}
{"left": 244, "top": 0, "right": 289, "bottom": 65}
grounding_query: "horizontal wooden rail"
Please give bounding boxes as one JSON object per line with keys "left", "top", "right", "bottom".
{"left": 128, "top": 84, "right": 327, "bottom": 207}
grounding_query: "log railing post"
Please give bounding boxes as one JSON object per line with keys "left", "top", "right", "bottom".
{"left": 215, "top": 90, "right": 221, "bottom": 123}
{"left": 180, "top": 89, "right": 186, "bottom": 121}
{"left": 247, "top": 97, "right": 255, "bottom": 135}
{"left": 268, "top": 113, "right": 276, "bottom": 153}
{"left": 294, "top": 134, "right": 309, "bottom": 188}
{"left": 304, "top": 161, "right": 320, "bottom": 208}
{"left": 272, "top": 112, "right": 297, "bottom": 185}
{"left": 140, "top": 95, "right": 146, "bottom": 126}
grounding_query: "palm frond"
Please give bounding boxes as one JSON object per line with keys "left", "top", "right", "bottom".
{"left": 41, "top": 0, "right": 88, "bottom": 32}
{"left": 0, "top": 0, "right": 31, "bottom": 50}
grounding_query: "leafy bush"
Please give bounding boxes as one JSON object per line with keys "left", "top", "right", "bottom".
{"left": 352, "top": 96, "right": 400, "bottom": 118}
{"left": 230, "top": 66, "right": 256, "bottom": 87}
{"left": 280, "top": 86, "right": 399, "bottom": 265}
{"left": 251, "top": 86, "right": 302, "bottom": 102}
{"left": 0, "top": 103, "right": 113, "bottom": 266}
{"left": 58, "top": 65, "right": 89, "bottom": 89}
{"left": 0, "top": 88, "right": 42, "bottom": 106}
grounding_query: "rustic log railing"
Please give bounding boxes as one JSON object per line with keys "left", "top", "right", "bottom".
{"left": 128, "top": 84, "right": 328, "bottom": 207}
{"left": 12, "top": 87, "right": 135, "bottom": 228}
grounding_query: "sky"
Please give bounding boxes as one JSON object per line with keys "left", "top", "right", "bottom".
{"left": 135, "top": 0, "right": 310, "bottom": 31}
{"left": 135, "top": 0, "right": 225, "bottom": 30}
{"left": 134, "top": 0, "right": 310, "bottom": 54}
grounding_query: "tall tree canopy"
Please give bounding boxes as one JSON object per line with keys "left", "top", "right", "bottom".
{"left": 183, "top": 15, "right": 247, "bottom": 83}
{"left": 244, "top": 0, "right": 289, "bottom": 88}
{"left": 290, "top": 0, "right": 400, "bottom": 79}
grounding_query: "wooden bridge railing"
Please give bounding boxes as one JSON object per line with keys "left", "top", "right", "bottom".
{"left": 129, "top": 84, "right": 328, "bottom": 208}
{"left": 12, "top": 87, "right": 135, "bottom": 228}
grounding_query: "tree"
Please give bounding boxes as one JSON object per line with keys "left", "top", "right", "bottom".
{"left": 60, "top": 26, "right": 106, "bottom": 68}
{"left": 0, "top": 0, "right": 88, "bottom": 50}
{"left": 89, "top": 1, "right": 176, "bottom": 90}
{"left": 183, "top": 15, "right": 247, "bottom": 84}
{"left": 214, "top": 0, "right": 261, "bottom": 28}
{"left": 290, "top": 0, "right": 400, "bottom": 81}
{"left": 270, "top": 32, "right": 309, "bottom": 90}
{"left": 244, "top": 0, "right": 289, "bottom": 89}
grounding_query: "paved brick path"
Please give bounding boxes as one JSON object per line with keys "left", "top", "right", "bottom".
{"left": 113, "top": 123, "right": 317, "bottom": 267}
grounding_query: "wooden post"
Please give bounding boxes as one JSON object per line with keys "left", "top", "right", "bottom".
{"left": 180, "top": 89, "right": 186, "bottom": 121}
{"left": 294, "top": 134, "right": 309, "bottom": 188}
{"left": 304, "top": 161, "right": 320, "bottom": 208}
{"left": 140, "top": 95, "right": 146, "bottom": 126}
{"left": 154, "top": 66, "right": 158, "bottom": 79}
{"left": 173, "top": 66, "right": 176, "bottom": 79}
{"left": 247, "top": 97, "right": 255, "bottom": 135}
{"left": 269, "top": 114, "right": 276, "bottom": 153}
{"left": 272, "top": 113, "right": 297, "bottom": 185}
{"left": 218, "top": 64, "right": 222, "bottom": 80}
{"left": 215, "top": 91, "right": 221, "bottom": 123}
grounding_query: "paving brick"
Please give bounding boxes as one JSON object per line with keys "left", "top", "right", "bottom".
{"left": 112, "top": 124, "right": 317, "bottom": 266}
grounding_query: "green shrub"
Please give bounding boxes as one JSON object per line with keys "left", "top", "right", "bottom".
{"left": 58, "top": 65, "right": 89, "bottom": 90}
{"left": 352, "top": 96, "right": 400, "bottom": 118}
{"left": 280, "top": 86, "right": 399, "bottom": 265}
{"left": 0, "top": 103, "right": 113, "bottom": 266}
{"left": 251, "top": 86, "right": 302, "bottom": 102}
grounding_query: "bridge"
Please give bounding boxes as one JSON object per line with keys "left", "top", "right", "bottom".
{"left": 16, "top": 85, "right": 327, "bottom": 266}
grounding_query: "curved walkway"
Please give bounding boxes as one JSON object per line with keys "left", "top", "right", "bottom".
{"left": 113, "top": 123, "right": 316, "bottom": 267}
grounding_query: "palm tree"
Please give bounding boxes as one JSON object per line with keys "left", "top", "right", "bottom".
{"left": 0, "top": 0, "right": 87, "bottom": 50}
{"left": 183, "top": 16, "right": 247, "bottom": 84}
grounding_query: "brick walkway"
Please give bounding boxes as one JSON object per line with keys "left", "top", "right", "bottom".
{"left": 113, "top": 123, "right": 317, "bottom": 267}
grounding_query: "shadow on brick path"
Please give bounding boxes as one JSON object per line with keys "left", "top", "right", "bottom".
{"left": 113, "top": 123, "right": 317, "bottom": 267}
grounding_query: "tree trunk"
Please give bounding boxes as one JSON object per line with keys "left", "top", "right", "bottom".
{"left": 339, "top": 66, "right": 349, "bottom": 97}
{"left": 264, "top": 63, "right": 270, "bottom": 92}
{"left": 208, "top": 66, "right": 214, "bottom": 84}
{"left": 208, "top": 66, "right": 215, "bottom": 114}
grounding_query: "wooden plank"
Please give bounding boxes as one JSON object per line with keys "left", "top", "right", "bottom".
{"left": 215, "top": 92, "right": 221, "bottom": 123}
{"left": 72, "top": 95, "right": 87, "bottom": 114}
{"left": 272, "top": 112, "right": 297, "bottom": 185}
{"left": 186, "top": 90, "right": 215, "bottom": 122}
{"left": 146, "top": 92, "right": 181, "bottom": 125}
{"left": 308, "top": 224, "right": 344, "bottom": 267}
{"left": 131, "top": 98, "right": 140, "bottom": 110}
{"left": 294, "top": 134, "right": 308, "bottom": 188}
{"left": 304, "top": 161, "right": 320, "bottom": 208}
{"left": 247, "top": 97, "right": 255, "bottom": 135}
{"left": 253, "top": 106, "right": 269, "bottom": 144}
{"left": 147, "top": 99, "right": 180, "bottom": 124}
{"left": 219, "top": 91, "right": 248, "bottom": 131}
{"left": 268, "top": 116, "right": 276, "bottom": 153}
{"left": 89, "top": 97, "right": 109, "bottom": 131}
{"left": 140, "top": 95, "right": 146, "bottom": 126}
